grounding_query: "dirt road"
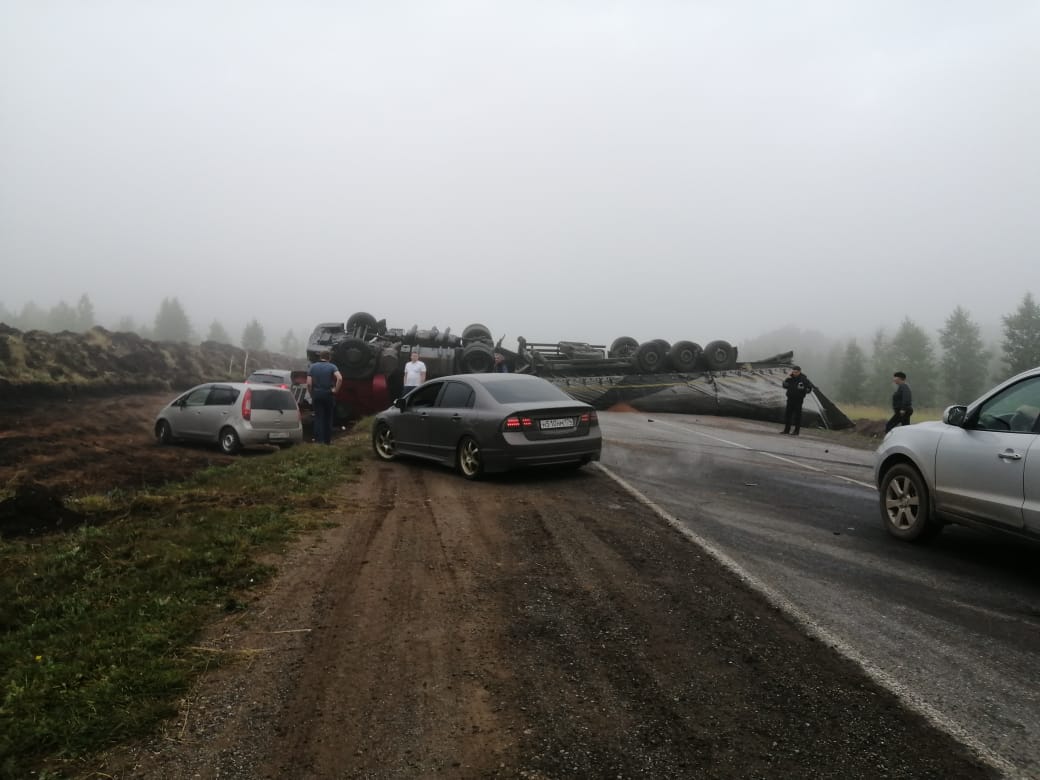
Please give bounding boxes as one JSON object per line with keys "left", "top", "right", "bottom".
{"left": 1, "top": 394, "right": 998, "bottom": 778}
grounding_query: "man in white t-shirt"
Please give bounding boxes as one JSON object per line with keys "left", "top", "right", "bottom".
{"left": 402, "top": 350, "right": 426, "bottom": 395}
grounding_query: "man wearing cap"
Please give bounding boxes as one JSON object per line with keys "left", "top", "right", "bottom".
{"left": 781, "top": 365, "right": 815, "bottom": 436}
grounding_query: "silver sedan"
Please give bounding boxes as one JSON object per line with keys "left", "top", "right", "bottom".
{"left": 874, "top": 366, "right": 1040, "bottom": 542}
{"left": 371, "top": 373, "right": 602, "bottom": 479}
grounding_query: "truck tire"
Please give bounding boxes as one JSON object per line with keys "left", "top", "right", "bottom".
{"left": 333, "top": 336, "right": 377, "bottom": 379}
{"left": 634, "top": 341, "right": 667, "bottom": 373}
{"left": 609, "top": 336, "right": 639, "bottom": 358}
{"left": 669, "top": 341, "right": 702, "bottom": 372}
{"left": 346, "top": 312, "right": 378, "bottom": 335}
{"left": 461, "top": 342, "right": 495, "bottom": 373}
{"left": 703, "top": 340, "right": 736, "bottom": 370}
{"left": 462, "top": 323, "right": 493, "bottom": 344}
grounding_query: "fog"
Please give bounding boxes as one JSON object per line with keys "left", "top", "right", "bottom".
{"left": 2, "top": 2, "right": 1037, "bottom": 353}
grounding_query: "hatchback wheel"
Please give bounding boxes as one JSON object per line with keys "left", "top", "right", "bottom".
{"left": 879, "top": 463, "right": 940, "bottom": 542}
{"left": 372, "top": 423, "right": 397, "bottom": 461}
{"left": 155, "top": 420, "right": 173, "bottom": 445}
{"left": 456, "top": 436, "right": 483, "bottom": 480}
{"left": 219, "top": 427, "right": 242, "bottom": 455}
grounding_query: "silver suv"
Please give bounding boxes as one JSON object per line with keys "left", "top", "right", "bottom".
{"left": 874, "top": 367, "right": 1040, "bottom": 542}
{"left": 155, "top": 382, "right": 304, "bottom": 454}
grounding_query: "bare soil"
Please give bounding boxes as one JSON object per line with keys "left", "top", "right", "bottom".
{"left": 0, "top": 393, "right": 1000, "bottom": 779}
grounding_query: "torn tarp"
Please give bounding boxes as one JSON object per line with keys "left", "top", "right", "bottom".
{"left": 543, "top": 366, "right": 853, "bottom": 430}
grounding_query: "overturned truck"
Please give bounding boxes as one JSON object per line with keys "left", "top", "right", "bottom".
{"left": 306, "top": 312, "right": 852, "bottom": 430}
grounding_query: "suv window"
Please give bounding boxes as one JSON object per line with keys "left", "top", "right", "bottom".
{"left": 975, "top": 376, "right": 1040, "bottom": 433}
{"left": 207, "top": 387, "right": 239, "bottom": 406}
{"left": 250, "top": 389, "right": 299, "bottom": 411}
{"left": 439, "top": 381, "right": 474, "bottom": 409}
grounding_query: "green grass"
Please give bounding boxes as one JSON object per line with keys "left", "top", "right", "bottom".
{"left": 838, "top": 404, "right": 945, "bottom": 423}
{"left": 0, "top": 438, "right": 367, "bottom": 779}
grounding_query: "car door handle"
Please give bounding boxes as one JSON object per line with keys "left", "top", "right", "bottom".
{"left": 997, "top": 450, "right": 1022, "bottom": 461}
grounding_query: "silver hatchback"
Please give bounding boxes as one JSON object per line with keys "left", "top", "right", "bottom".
{"left": 874, "top": 367, "right": 1040, "bottom": 542}
{"left": 155, "top": 382, "right": 304, "bottom": 454}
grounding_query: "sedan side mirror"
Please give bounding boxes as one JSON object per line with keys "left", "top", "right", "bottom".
{"left": 394, "top": 397, "right": 407, "bottom": 410}
{"left": 943, "top": 405, "right": 968, "bottom": 426}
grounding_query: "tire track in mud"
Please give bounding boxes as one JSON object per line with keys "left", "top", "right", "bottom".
{"left": 262, "top": 463, "right": 521, "bottom": 778}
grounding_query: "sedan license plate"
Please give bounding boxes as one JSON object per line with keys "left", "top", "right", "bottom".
{"left": 268, "top": 432, "right": 290, "bottom": 440}
{"left": 539, "top": 417, "right": 574, "bottom": 430}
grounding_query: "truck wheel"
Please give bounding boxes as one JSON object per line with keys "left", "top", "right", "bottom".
{"left": 634, "top": 341, "right": 667, "bottom": 373}
{"left": 462, "top": 323, "right": 493, "bottom": 344}
{"left": 669, "top": 341, "right": 702, "bottom": 372}
{"left": 346, "top": 312, "right": 378, "bottom": 335}
{"left": 609, "top": 336, "right": 639, "bottom": 358}
{"left": 461, "top": 342, "right": 495, "bottom": 373}
{"left": 703, "top": 340, "right": 736, "bottom": 370}
{"left": 333, "top": 337, "right": 377, "bottom": 379}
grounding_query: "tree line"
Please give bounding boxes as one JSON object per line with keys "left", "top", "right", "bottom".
{"left": 3, "top": 292, "right": 1039, "bottom": 408}
{"left": 0, "top": 295, "right": 306, "bottom": 358}
{"left": 742, "top": 293, "right": 1040, "bottom": 408}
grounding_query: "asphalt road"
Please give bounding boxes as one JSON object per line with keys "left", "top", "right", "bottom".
{"left": 597, "top": 411, "right": 1040, "bottom": 779}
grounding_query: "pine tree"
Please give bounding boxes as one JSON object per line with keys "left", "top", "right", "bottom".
{"left": 1001, "top": 292, "right": 1040, "bottom": 374}
{"left": 888, "top": 318, "right": 938, "bottom": 408}
{"left": 47, "top": 300, "right": 78, "bottom": 332}
{"left": 938, "top": 306, "right": 987, "bottom": 404}
{"left": 836, "top": 340, "right": 868, "bottom": 404}
{"left": 75, "top": 294, "right": 96, "bottom": 331}
{"left": 280, "top": 329, "right": 301, "bottom": 357}
{"left": 206, "top": 320, "right": 232, "bottom": 345}
{"left": 241, "top": 319, "right": 265, "bottom": 351}
{"left": 153, "top": 297, "right": 192, "bottom": 342}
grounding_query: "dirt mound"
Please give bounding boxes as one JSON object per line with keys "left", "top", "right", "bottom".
{"left": 0, "top": 324, "right": 303, "bottom": 402}
{"left": 0, "top": 479, "right": 87, "bottom": 538}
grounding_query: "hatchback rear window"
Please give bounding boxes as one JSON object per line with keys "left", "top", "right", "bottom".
{"left": 250, "top": 389, "right": 298, "bottom": 411}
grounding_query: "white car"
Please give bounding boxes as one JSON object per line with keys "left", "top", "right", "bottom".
{"left": 874, "top": 367, "right": 1040, "bottom": 542}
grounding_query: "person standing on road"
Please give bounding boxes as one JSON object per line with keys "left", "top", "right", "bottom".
{"left": 307, "top": 350, "right": 342, "bottom": 445}
{"left": 885, "top": 371, "right": 913, "bottom": 432}
{"left": 493, "top": 352, "right": 510, "bottom": 372}
{"left": 781, "top": 365, "right": 814, "bottom": 436}
{"left": 402, "top": 350, "right": 427, "bottom": 396}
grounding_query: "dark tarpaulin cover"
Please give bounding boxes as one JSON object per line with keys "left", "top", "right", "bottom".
{"left": 543, "top": 366, "right": 853, "bottom": 430}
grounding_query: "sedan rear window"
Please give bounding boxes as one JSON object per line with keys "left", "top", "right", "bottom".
{"left": 484, "top": 380, "right": 573, "bottom": 405}
{"left": 250, "top": 389, "right": 298, "bottom": 411}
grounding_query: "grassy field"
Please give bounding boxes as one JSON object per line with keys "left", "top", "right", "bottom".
{"left": 0, "top": 436, "right": 369, "bottom": 779}
{"left": 838, "top": 404, "right": 945, "bottom": 423}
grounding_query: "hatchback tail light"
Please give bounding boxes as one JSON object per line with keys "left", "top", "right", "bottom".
{"left": 242, "top": 388, "right": 253, "bottom": 421}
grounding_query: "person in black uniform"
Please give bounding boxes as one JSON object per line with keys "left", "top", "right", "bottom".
{"left": 885, "top": 371, "right": 913, "bottom": 432}
{"left": 781, "top": 365, "right": 814, "bottom": 436}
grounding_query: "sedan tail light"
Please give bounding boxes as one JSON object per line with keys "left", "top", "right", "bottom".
{"left": 581, "top": 410, "right": 599, "bottom": 426}
{"left": 241, "top": 388, "right": 253, "bottom": 421}
{"left": 503, "top": 415, "right": 534, "bottom": 431}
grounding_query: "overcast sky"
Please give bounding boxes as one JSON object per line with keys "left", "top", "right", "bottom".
{"left": 2, "top": 1, "right": 1037, "bottom": 352}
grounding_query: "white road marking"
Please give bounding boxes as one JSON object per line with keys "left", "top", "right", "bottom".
{"left": 594, "top": 462, "right": 1015, "bottom": 778}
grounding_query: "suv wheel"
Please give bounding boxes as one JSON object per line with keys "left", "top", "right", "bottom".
{"left": 879, "top": 463, "right": 941, "bottom": 542}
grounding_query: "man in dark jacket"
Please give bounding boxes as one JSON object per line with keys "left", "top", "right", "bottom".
{"left": 885, "top": 371, "right": 913, "bottom": 432}
{"left": 781, "top": 366, "right": 814, "bottom": 435}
